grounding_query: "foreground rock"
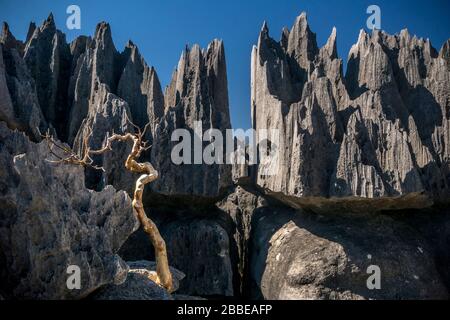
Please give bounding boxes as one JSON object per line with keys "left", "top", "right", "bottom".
{"left": 119, "top": 209, "right": 236, "bottom": 297}
{"left": 91, "top": 260, "right": 185, "bottom": 300}
{"left": 151, "top": 40, "right": 232, "bottom": 197}
{"left": 0, "top": 123, "right": 139, "bottom": 299}
{"left": 249, "top": 205, "right": 449, "bottom": 299}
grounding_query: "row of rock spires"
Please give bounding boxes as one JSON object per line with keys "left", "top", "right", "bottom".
{"left": 1, "top": 12, "right": 449, "bottom": 207}
{"left": 2, "top": 121, "right": 449, "bottom": 299}
{"left": 0, "top": 13, "right": 231, "bottom": 198}
{"left": 1, "top": 12, "right": 449, "bottom": 299}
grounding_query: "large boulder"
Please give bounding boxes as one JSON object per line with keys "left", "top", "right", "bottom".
{"left": 23, "top": 13, "right": 71, "bottom": 141}
{"left": 0, "top": 123, "right": 139, "bottom": 299}
{"left": 151, "top": 39, "right": 232, "bottom": 197}
{"left": 249, "top": 206, "right": 449, "bottom": 300}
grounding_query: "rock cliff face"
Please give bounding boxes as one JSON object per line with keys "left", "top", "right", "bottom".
{"left": 23, "top": 13, "right": 71, "bottom": 141}
{"left": 151, "top": 40, "right": 232, "bottom": 197}
{"left": 249, "top": 204, "right": 450, "bottom": 300}
{"left": 0, "top": 122, "right": 139, "bottom": 299}
{"left": 251, "top": 12, "right": 450, "bottom": 205}
{"left": 0, "top": 24, "right": 48, "bottom": 142}
{"left": 0, "top": 11, "right": 449, "bottom": 300}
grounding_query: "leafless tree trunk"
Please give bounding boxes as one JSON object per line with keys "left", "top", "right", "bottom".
{"left": 41, "top": 120, "right": 173, "bottom": 292}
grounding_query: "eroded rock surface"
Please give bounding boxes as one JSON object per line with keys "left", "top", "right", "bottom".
{"left": 250, "top": 12, "right": 450, "bottom": 206}
{"left": 0, "top": 123, "right": 139, "bottom": 299}
{"left": 249, "top": 205, "right": 449, "bottom": 300}
{"left": 150, "top": 40, "right": 232, "bottom": 197}
{"left": 91, "top": 260, "right": 185, "bottom": 300}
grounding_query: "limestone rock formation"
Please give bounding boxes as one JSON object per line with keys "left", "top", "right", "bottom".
{"left": 119, "top": 208, "right": 236, "bottom": 297}
{"left": 91, "top": 260, "right": 185, "bottom": 300}
{"left": 23, "top": 13, "right": 71, "bottom": 141}
{"left": 151, "top": 40, "right": 232, "bottom": 197}
{"left": 73, "top": 84, "right": 135, "bottom": 192}
{"left": 117, "top": 41, "right": 164, "bottom": 135}
{"left": 250, "top": 12, "right": 450, "bottom": 206}
{"left": 162, "top": 219, "right": 234, "bottom": 296}
{"left": 217, "top": 186, "right": 268, "bottom": 295}
{"left": 0, "top": 26, "right": 47, "bottom": 142}
{"left": 0, "top": 122, "right": 139, "bottom": 299}
{"left": 249, "top": 204, "right": 449, "bottom": 300}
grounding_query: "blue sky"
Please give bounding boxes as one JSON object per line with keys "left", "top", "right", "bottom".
{"left": 1, "top": 0, "right": 449, "bottom": 130}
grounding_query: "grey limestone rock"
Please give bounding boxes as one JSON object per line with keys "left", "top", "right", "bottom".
{"left": 0, "top": 122, "right": 139, "bottom": 299}
{"left": 150, "top": 39, "right": 232, "bottom": 197}
{"left": 250, "top": 12, "right": 450, "bottom": 208}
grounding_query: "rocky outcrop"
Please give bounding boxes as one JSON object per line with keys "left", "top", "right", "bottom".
{"left": 217, "top": 186, "right": 268, "bottom": 295}
{"left": 162, "top": 218, "right": 234, "bottom": 296}
{"left": 248, "top": 203, "right": 449, "bottom": 300}
{"left": 1, "top": 15, "right": 233, "bottom": 198}
{"left": 119, "top": 205, "right": 237, "bottom": 297}
{"left": 250, "top": 12, "right": 450, "bottom": 207}
{"left": 0, "top": 27, "right": 47, "bottom": 142}
{"left": 23, "top": 13, "right": 71, "bottom": 141}
{"left": 0, "top": 123, "right": 139, "bottom": 299}
{"left": 73, "top": 84, "right": 135, "bottom": 192}
{"left": 117, "top": 41, "right": 164, "bottom": 135}
{"left": 91, "top": 261, "right": 185, "bottom": 300}
{"left": 151, "top": 40, "right": 232, "bottom": 197}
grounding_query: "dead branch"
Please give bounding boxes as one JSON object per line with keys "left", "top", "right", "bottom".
{"left": 40, "top": 120, "right": 173, "bottom": 292}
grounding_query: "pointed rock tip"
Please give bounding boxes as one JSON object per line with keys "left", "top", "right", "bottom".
{"left": 261, "top": 21, "right": 269, "bottom": 34}
{"left": 357, "top": 29, "right": 368, "bottom": 42}
{"left": 207, "top": 38, "right": 224, "bottom": 52}
{"left": 96, "top": 21, "right": 110, "bottom": 33}
{"left": 331, "top": 26, "right": 337, "bottom": 37}
{"left": 94, "top": 21, "right": 112, "bottom": 40}
{"left": 295, "top": 12, "right": 309, "bottom": 25}
{"left": 126, "top": 39, "right": 136, "bottom": 48}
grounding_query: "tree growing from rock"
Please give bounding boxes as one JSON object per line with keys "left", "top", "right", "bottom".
{"left": 40, "top": 118, "right": 173, "bottom": 292}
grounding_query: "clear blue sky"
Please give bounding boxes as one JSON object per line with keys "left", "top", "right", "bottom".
{"left": 1, "top": 0, "right": 449, "bottom": 130}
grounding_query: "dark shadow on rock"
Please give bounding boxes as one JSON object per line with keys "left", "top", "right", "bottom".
{"left": 248, "top": 202, "right": 450, "bottom": 299}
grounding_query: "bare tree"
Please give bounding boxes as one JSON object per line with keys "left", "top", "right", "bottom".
{"left": 40, "top": 118, "right": 173, "bottom": 292}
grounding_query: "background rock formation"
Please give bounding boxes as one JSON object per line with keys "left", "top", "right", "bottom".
{"left": 249, "top": 204, "right": 450, "bottom": 300}
{"left": 151, "top": 40, "right": 232, "bottom": 197}
{"left": 0, "top": 122, "right": 139, "bottom": 299}
{"left": 250, "top": 12, "right": 450, "bottom": 206}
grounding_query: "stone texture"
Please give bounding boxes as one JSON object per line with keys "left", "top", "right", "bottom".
{"left": 151, "top": 40, "right": 232, "bottom": 197}
{"left": 250, "top": 12, "right": 450, "bottom": 207}
{"left": 216, "top": 186, "right": 268, "bottom": 295}
{"left": 119, "top": 212, "right": 236, "bottom": 297}
{"left": 117, "top": 41, "right": 164, "bottom": 135}
{"left": 0, "top": 30, "right": 48, "bottom": 142}
{"left": 73, "top": 84, "right": 135, "bottom": 192}
{"left": 91, "top": 260, "right": 185, "bottom": 300}
{"left": 162, "top": 218, "right": 234, "bottom": 296}
{"left": 23, "top": 13, "right": 71, "bottom": 141}
{"left": 0, "top": 122, "right": 139, "bottom": 299}
{"left": 249, "top": 205, "right": 449, "bottom": 300}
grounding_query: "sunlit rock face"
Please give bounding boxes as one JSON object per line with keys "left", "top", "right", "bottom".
{"left": 150, "top": 39, "right": 232, "bottom": 197}
{"left": 251, "top": 12, "right": 450, "bottom": 206}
